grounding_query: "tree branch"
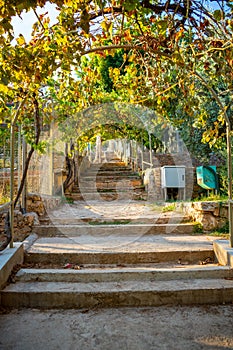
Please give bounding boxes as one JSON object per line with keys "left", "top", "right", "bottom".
{"left": 14, "top": 96, "right": 41, "bottom": 209}
{"left": 83, "top": 43, "right": 172, "bottom": 59}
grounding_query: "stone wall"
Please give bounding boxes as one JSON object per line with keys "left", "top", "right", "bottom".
{"left": 144, "top": 167, "right": 195, "bottom": 201}
{"left": 0, "top": 210, "right": 39, "bottom": 242}
{"left": 27, "top": 193, "right": 61, "bottom": 215}
{"left": 153, "top": 153, "right": 193, "bottom": 167}
{"left": 26, "top": 193, "right": 46, "bottom": 216}
{"left": 180, "top": 201, "right": 228, "bottom": 231}
{"left": 141, "top": 152, "right": 207, "bottom": 200}
{"left": 0, "top": 193, "right": 62, "bottom": 242}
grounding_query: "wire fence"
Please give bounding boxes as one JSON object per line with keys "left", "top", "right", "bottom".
{"left": 0, "top": 125, "right": 19, "bottom": 205}
{"left": 0, "top": 124, "right": 190, "bottom": 207}
{"left": 26, "top": 125, "right": 66, "bottom": 197}
{"left": 0, "top": 124, "right": 64, "bottom": 207}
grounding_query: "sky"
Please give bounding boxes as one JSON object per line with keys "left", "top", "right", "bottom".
{"left": 11, "top": 1, "right": 225, "bottom": 42}
{"left": 11, "top": 2, "right": 59, "bottom": 42}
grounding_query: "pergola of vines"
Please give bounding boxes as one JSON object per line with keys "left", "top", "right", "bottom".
{"left": 0, "top": 0, "right": 232, "bottom": 247}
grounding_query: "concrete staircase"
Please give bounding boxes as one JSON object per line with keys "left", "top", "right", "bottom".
{"left": 67, "top": 156, "right": 146, "bottom": 201}
{"left": 1, "top": 156, "right": 233, "bottom": 309}
{"left": 1, "top": 238, "right": 233, "bottom": 309}
{"left": 1, "top": 209, "right": 233, "bottom": 309}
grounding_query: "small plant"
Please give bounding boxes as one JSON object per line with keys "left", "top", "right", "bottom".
{"left": 209, "top": 221, "right": 229, "bottom": 238}
{"left": 0, "top": 195, "right": 10, "bottom": 205}
{"left": 162, "top": 203, "right": 176, "bottom": 212}
{"left": 135, "top": 196, "right": 146, "bottom": 201}
{"left": 193, "top": 194, "right": 228, "bottom": 202}
{"left": 149, "top": 203, "right": 164, "bottom": 212}
{"left": 89, "top": 220, "right": 131, "bottom": 225}
{"left": 0, "top": 182, "right": 10, "bottom": 205}
{"left": 193, "top": 222, "right": 203, "bottom": 233}
{"left": 62, "top": 196, "right": 74, "bottom": 204}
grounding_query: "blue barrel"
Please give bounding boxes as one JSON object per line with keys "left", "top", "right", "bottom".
{"left": 196, "top": 166, "right": 218, "bottom": 190}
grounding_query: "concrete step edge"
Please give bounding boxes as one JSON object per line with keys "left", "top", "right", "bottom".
{"left": 44, "top": 217, "right": 191, "bottom": 225}
{"left": 78, "top": 175, "right": 141, "bottom": 180}
{"left": 32, "top": 224, "right": 195, "bottom": 236}
{"left": 70, "top": 187, "right": 145, "bottom": 192}
{"left": 24, "top": 249, "right": 214, "bottom": 265}
{"left": 2, "top": 278, "right": 233, "bottom": 309}
{"left": 33, "top": 223, "right": 195, "bottom": 228}
{"left": 15, "top": 265, "right": 233, "bottom": 283}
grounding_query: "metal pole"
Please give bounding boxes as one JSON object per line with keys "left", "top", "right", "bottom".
{"left": 141, "top": 139, "right": 144, "bottom": 172}
{"left": 8, "top": 97, "right": 27, "bottom": 248}
{"left": 22, "top": 137, "right": 27, "bottom": 212}
{"left": 10, "top": 124, "right": 15, "bottom": 248}
{"left": 49, "top": 124, "right": 54, "bottom": 195}
{"left": 226, "top": 124, "right": 233, "bottom": 247}
{"left": 129, "top": 140, "right": 132, "bottom": 168}
{"left": 17, "top": 126, "right": 21, "bottom": 191}
{"left": 149, "top": 133, "right": 153, "bottom": 168}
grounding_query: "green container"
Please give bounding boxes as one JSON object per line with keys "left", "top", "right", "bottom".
{"left": 196, "top": 166, "right": 217, "bottom": 190}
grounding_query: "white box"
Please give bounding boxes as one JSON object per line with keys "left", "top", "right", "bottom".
{"left": 161, "top": 166, "right": 185, "bottom": 188}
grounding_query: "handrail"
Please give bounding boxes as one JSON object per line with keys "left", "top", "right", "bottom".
{"left": 142, "top": 161, "right": 153, "bottom": 167}
{"left": 0, "top": 201, "right": 13, "bottom": 213}
{"left": 113, "top": 140, "right": 154, "bottom": 169}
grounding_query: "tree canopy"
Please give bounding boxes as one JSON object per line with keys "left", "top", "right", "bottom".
{"left": 0, "top": 1, "right": 232, "bottom": 191}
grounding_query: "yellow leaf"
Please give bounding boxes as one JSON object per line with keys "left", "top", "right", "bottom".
{"left": 128, "top": 53, "right": 136, "bottom": 62}
{"left": 175, "top": 28, "right": 184, "bottom": 43}
{"left": 64, "top": 0, "right": 73, "bottom": 6}
{"left": 0, "top": 84, "right": 9, "bottom": 94}
{"left": 124, "top": 29, "right": 132, "bottom": 42}
{"left": 16, "top": 34, "right": 26, "bottom": 46}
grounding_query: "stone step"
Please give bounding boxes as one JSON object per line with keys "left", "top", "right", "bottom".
{"left": 71, "top": 188, "right": 145, "bottom": 195}
{"left": 2, "top": 277, "right": 233, "bottom": 309}
{"left": 2, "top": 234, "right": 224, "bottom": 309}
{"left": 78, "top": 175, "right": 142, "bottom": 182}
{"left": 15, "top": 265, "right": 233, "bottom": 283}
{"left": 82, "top": 168, "right": 140, "bottom": 177}
{"left": 24, "top": 236, "right": 214, "bottom": 265}
{"left": 91, "top": 160, "right": 131, "bottom": 169}
{"left": 83, "top": 165, "right": 134, "bottom": 170}
{"left": 74, "top": 158, "right": 145, "bottom": 201}
{"left": 81, "top": 171, "right": 138, "bottom": 178}
{"left": 77, "top": 180, "right": 143, "bottom": 190}
{"left": 85, "top": 168, "right": 138, "bottom": 174}
{"left": 43, "top": 215, "right": 190, "bottom": 225}
{"left": 32, "top": 223, "right": 195, "bottom": 236}
{"left": 68, "top": 191, "right": 146, "bottom": 201}
{"left": 71, "top": 185, "right": 145, "bottom": 192}
{"left": 73, "top": 187, "right": 144, "bottom": 194}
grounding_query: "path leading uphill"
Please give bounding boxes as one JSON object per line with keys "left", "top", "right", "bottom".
{"left": 1, "top": 154, "right": 233, "bottom": 348}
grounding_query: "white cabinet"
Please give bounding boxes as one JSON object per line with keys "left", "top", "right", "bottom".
{"left": 161, "top": 166, "right": 186, "bottom": 200}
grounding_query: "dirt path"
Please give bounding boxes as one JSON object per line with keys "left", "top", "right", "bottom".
{"left": 46, "top": 199, "right": 168, "bottom": 222}
{"left": 1, "top": 305, "right": 233, "bottom": 350}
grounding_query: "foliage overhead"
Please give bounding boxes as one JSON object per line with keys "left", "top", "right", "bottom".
{"left": 0, "top": 0, "right": 232, "bottom": 156}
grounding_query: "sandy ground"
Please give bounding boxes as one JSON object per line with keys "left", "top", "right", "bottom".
{"left": 1, "top": 305, "right": 233, "bottom": 350}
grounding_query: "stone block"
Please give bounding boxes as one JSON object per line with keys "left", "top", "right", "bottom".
{"left": 27, "top": 193, "right": 42, "bottom": 201}
{"left": 23, "top": 212, "right": 40, "bottom": 226}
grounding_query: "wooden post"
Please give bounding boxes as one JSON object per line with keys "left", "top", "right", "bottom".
{"left": 10, "top": 124, "right": 15, "bottom": 248}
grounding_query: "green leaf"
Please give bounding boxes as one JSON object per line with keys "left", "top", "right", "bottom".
{"left": 213, "top": 10, "right": 224, "bottom": 21}
{"left": 157, "top": 20, "right": 167, "bottom": 35}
